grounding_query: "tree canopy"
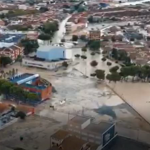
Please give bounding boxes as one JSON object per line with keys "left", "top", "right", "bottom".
{"left": 88, "top": 40, "right": 100, "bottom": 51}
{"left": 0, "top": 79, "right": 39, "bottom": 103}
{"left": 0, "top": 56, "right": 12, "bottom": 67}
{"left": 90, "top": 60, "right": 98, "bottom": 67}
{"left": 21, "top": 39, "right": 39, "bottom": 55}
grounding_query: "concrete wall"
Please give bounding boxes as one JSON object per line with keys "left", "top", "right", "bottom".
{"left": 22, "top": 58, "right": 72, "bottom": 70}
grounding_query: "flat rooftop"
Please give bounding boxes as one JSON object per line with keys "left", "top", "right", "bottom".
{"left": 69, "top": 116, "right": 90, "bottom": 126}
{"left": 106, "top": 136, "right": 150, "bottom": 150}
{"left": 51, "top": 130, "right": 70, "bottom": 140}
{"left": 83, "top": 122, "right": 113, "bottom": 135}
{"left": 9, "top": 73, "right": 47, "bottom": 90}
{"left": 9, "top": 73, "right": 34, "bottom": 84}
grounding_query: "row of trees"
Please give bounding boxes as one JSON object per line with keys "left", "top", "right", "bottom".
{"left": 106, "top": 65, "right": 150, "bottom": 83}
{"left": 111, "top": 48, "right": 131, "bottom": 66}
{"left": 0, "top": 68, "right": 18, "bottom": 79}
{"left": 0, "top": 79, "right": 39, "bottom": 102}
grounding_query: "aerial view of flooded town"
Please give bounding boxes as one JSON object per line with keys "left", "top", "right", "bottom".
{"left": 1, "top": 0, "right": 150, "bottom": 150}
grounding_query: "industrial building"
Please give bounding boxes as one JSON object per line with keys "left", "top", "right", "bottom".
{"left": 36, "top": 45, "right": 66, "bottom": 61}
{"left": 9, "top": 73, "right": 52, "bottom": 101}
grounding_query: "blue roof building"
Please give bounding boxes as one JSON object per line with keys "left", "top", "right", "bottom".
{"left": 0, "top": 34, "right": 25, "bottom": 44}
{"left": 36, "top": 45, "right": 66, "bottom": 61}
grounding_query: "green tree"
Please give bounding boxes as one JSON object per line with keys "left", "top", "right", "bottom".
{"left": 38, "top": 34, "right": 51, "bottom": 41}
{"left": 95, "top": 69, "right": 105, "bottom": 80}
{"left": 101, "top": 58, "right": 106, "bottom": 61}
{"left": 111, "top": 48, "right": 118, "bottom": 59}
{"left": 62, "top": 61, "right": 68, "bottom": 68}
{"left": 90, "top": 73, "right": 96, "bottom": 77}
{"left": 81, "top": 47, "right": 87, "bottom": 53}
{"left": 88, "top": 16, "right": 94, "bottom": 23}
{"left": 106, "top": 73, "right": 121, "bottom": 83}
{"left": 107, "top": 62, "right": 112, "bottom": 66}
{"left": 74, "top": 54, "right": 80, "bottom": 58}
{"left": 110, "top": 66, "right": 119, "bottom": 73}
{"left": 90, "top": 60, "right": 98, "bottom": 67}
{"left": 0, "top": 56, "right": 12, "bottom": 67}
{"left": 15, "top": 111, "right": 26, "bottom": 120}
{"left": 0, "top": 80, "right": 12, "bottom": 94}
{"left": 21, "top": 39, "right": 39, "bottom": 55}
{"left": 81, "top": 55, "right": 87, "bottom": 59}
{"left": 72, "top": 35, "right": 78, "bottom": 41}
{"left": 43, "top": 21, "right": 59, "bottom": 35}
{"left": 91, "top": 52, "right": 95, "bottom": 56}
{"left": 88, "top": 40, "right": 100, "bottom": 51}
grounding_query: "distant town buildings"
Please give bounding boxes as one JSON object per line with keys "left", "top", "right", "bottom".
{"left": 0, "top": 45, "right": 23, "bottom": 62}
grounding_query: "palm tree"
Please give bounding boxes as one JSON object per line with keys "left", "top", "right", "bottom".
{"left": 12, "top": 68, "right": 15, "bottom": 76}
{"left": 15, "top": 68, "right": 18, "bottom": 75}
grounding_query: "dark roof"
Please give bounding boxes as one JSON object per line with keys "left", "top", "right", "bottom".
{"left": 51, "top": 130, "right": 69, "bottom": 140}
{"left": 107, "top": 136, "right": 150, "bottom": 150}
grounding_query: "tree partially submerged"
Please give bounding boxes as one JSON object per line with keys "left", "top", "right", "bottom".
{"left": 74, "top": 54, "right": 80, "bottom": 58}
{"left": 62, "top": 61, "right": 68, "bottom": 68}
{"left": 95, "top": 69, "right": 105, "bottom": 80}
{"left": 0, "top": 56, "right": 12, "bottom": 67}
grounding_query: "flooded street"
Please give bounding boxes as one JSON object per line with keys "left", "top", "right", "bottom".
{"left": 1, "top": 17, "right": 150, "bottom": 150}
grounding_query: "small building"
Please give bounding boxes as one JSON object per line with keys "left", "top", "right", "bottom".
{"left": 51, "top": 130, "right": 70, "bottom": 146}
{"left": 9, "top": 73, "right": 52, "bottom": 101}
{"left": 36, "top": 45, "right": 66, "bottom": 61}
{"left": 68, "top": 116, "right": 91, "bottom": 130}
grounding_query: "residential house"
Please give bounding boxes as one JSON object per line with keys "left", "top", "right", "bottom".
{"left": 0, "top": 45, "right": 23, "bottom": 61}
{"left": 50, "top": 130, "right": 70, "bottom": 147}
